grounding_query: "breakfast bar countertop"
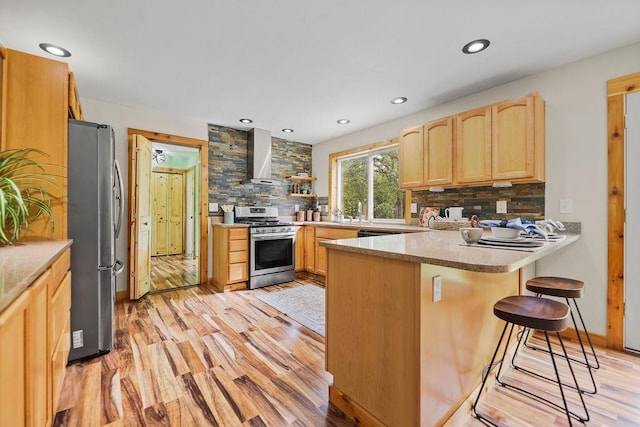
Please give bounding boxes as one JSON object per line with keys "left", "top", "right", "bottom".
{"left": 319, "top": 229, "right": 580, "bottom": 273}
{"left": 0, "top": 239, "right": 73, "bottom": 313}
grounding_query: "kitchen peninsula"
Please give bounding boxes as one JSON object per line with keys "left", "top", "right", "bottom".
{"left": 320, "top": 230, "right": 579, "bottom": 426}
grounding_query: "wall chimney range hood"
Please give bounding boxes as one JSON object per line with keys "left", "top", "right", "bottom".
{"left": 248, "top": 128, "right": 280, "bottom": 185}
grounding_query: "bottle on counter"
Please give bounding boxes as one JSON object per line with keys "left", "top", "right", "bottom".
{"left": 306, "top": 209, "right": 313, "bottom": 221}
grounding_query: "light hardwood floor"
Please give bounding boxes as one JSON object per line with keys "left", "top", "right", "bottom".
{"left": 53, "top": 281, "right": 640, "bottom": 426}
{"left": 150, "top": 255, "right": 199, "bottom": 292}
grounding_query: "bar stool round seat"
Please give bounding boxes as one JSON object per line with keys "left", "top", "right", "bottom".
{"left": 527, "top": 276, "right": 584, "bottom": 299}
{"left": 473, "top": 295, "right": 589, "bottom": 426}
{"left": 494, "top": 295, "right": 569, "bottom": 331}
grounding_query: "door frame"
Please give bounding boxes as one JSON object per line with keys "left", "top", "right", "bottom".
{"left": 127, "top": 128, "right": 209, "bottom": 296}
{"left": 607, "top": 71, "right": 640, "bottom": 350}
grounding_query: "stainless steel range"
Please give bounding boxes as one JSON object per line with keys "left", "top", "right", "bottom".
{"left": 235, "top": 206, "right": 296, "bottom": 289}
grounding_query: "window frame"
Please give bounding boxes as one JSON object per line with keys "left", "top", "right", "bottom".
{"left": 329, "top": 138, "right": 410, "bottom": 224}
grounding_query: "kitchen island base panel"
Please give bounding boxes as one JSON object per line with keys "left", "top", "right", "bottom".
{"left": 326, "top": 249, "right": 520, "bottom": 426}
{"left": 329, "top": 385, "right": 385, "bottom": 427}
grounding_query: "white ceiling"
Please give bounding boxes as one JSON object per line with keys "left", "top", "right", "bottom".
{"left": 2, "top": 1, "right": 640, "bottom": 144}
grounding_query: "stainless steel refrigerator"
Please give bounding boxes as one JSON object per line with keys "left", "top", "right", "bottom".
{"left": 68, "top": 119, "right": 124, "bottom": 361}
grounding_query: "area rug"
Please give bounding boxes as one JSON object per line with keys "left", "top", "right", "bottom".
{"left": 256, "top": 285, "right": 325, "bottom": 336}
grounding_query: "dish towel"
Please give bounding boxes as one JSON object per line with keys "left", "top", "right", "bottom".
{"left": 478, "top": 218, "right": 548, "bottom": 239}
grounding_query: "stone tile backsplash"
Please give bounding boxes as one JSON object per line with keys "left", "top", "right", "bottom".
{"left": 208, "top": 124, "right": 316, "bottom": 216}
{"left": 411, "top": 183, "right": 545, "bottom": 221}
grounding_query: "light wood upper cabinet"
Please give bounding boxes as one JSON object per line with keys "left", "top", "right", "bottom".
{"left": 455, "top": 106, "right": 492, "bottom": 183}
{"left": 424, "top": 117, "right": 453, "bottom": 186}
{"left": 399, "top": 92, "right": 545, "bottom": 189}
{"left": 399, "top": 126, "right": 424, "bottom": 188}
{"left": 491, "top": 93, "right": 545, "bottom": 181}
{"left": 1, "top": 49, "right": 69, "bottom": 239}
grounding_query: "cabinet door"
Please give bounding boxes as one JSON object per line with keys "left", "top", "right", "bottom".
{"left": 304, "top": 226, "right": 316, "bottom": 272}
{"left": 491, "top": 95, "right": 535, "bottom": 180}
{"left": 0, "top": 291, "right": 29, "bottom": 427}
{"left": 168, "top": 173, "right": 184, "bottom": 254}
{"left": 27, "top": 271, "right": 50, "bottom": 427}
{"left": 3, "top": 49, "right": 68, "bottom": 239}
{"left": 295, "top": 226, "right": 305, "bottom": 272}
{"left": 315, "top": 237, "right": 328, "bottom": 276}
{"left": 455, "top": 106, "right": 492, "bottom": 183}
{"left": 424, "top": 117, "right": 453, "bottom": 186}
{"left": 399, "top": 126, "right": 424, "bottom": 188}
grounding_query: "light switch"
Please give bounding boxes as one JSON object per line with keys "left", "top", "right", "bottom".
{"left": 209, "top": 202, "right": 218, "bottom": 212}
{"left": 294, "top": 204, "right": 300, "bottom": 212}
{"left": 496, "top": 200, "right": 507, "bottom": 214}
{"left": 411, "top": 203, "right": 418, "bottom": 213}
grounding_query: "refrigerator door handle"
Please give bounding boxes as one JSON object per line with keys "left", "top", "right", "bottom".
{"left": 114, "top": 160, "right": 124, "bottom": 238}
{"left": 114, "top": 259, "right": 125, "bottom": 276}
{"left": 114, "top": 159, "right": 124, "bottom": 239}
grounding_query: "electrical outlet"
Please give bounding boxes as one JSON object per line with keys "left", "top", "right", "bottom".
{"left": 209, "top": 202, "right": 218, "bottom": 212}
{"left": 560, "top": 199, "right": 573, "bottom": 214}
{"left": 294, "top": 204, "right": 300, "bottom": 212}
{"left": 72, "top": 330, "right": 84, "bottom": 349}
{"left": 432, "top": 275, "right": 442, "bottom": 302}
{"left": 411, "top": 203, "right": 418, "bottom": 213}
{"left": 496, "top": 200, "right": 507, "bottom": 214}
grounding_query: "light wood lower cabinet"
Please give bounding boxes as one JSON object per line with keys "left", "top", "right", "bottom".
{"left": 212, "top": 226, "right": 248, "bottom": 291}
{"left": 304, "top": 226, "right": 316, "bottom": 272}
{"left": 314, "top": 227, "right": 359, "bottom": 276}
{"left": 295, "top": 226, "right": 305, "bottom": 272}
{"left": 0, "top": 246, "right": 70, "bottom": 427}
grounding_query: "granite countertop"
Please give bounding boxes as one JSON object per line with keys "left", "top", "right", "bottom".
{"left": 0, "top": 239, "right": 72, "bottom": 313}
{"left": 293, "top": 221, "right": 428, "bottom": 233}
{"left": 319, "top": 230, "right": 580, "bottom": 273}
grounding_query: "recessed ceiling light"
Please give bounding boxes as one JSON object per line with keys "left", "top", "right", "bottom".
{"left": 39, "top": 43, "right": 71, "bottom": 57}
{"left": 390, "top": 97, "right": 407, "bottom": 104}
{"left": 462, "top": 39, "right": 490, "bottom": 54}
{"left": 282, "top": 128, "right": 294, "bottom": 133}
{"left": 239, "top": 118, "right": 253, "bottom": 124}
{"left": 337, "top": 119, "right": 350, "bottom": 124}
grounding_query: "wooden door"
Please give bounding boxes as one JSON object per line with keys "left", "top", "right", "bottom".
{"left": 168, "top": 173, "right": 184, "bottom": 254}
{"left": 491, "top": 94, "right": 535, "bottom": 180}
{"left": 455, "top": 106, "right": 492, "bottom": 183}
{"left": 151, "top": 172, "right": 168, "bottom": 255}
{"left": 399, "top": 126, "right": 424, "bottom": 188}
{"left": 129, "top": 134, "right": 152, "bottom": 299}
{"left": 424, "top": 117, "right": 453, "bottom": 186}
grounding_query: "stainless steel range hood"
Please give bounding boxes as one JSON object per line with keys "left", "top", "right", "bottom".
{"left": 248, "top": 128, "right": 280, "bottom": 185}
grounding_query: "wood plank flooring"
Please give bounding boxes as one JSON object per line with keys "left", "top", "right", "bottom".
{"left": 150, "top": 255, "right": 199, "bottom": 292}
{"left": 53, "top": 280, "right": 640, "bottom": 426}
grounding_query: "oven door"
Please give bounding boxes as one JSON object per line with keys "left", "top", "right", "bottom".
{"left": 250, "top": 231, "right": 296, "bottom": 277}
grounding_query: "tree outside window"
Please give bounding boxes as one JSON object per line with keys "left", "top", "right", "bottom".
{"left": 337, "top": 146, "right": 404, "bottom": 221}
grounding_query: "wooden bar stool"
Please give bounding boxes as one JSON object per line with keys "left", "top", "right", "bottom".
{"left": 473, "top": 295, "right": 589, "bottom": 426}
{"left": 518, "top": 276, "right": 599, "bottom": 395}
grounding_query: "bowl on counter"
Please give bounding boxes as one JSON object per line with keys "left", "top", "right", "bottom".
{"left": 491, "top": 227, "right": 520, "bottom": 239}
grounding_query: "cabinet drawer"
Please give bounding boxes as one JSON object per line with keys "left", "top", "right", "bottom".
{"left": 51, "top": 248, "right": 70, "bottom": 291}
{"left": 316, "top": 227, "right": 358, "bottom": 240}
{"left": 228, "top": 228, "right": 247, "bottom": 240}
{"left": 50, "top": 272, "right": 71, "bottom": 354}
{"left": 229, "top": 251, "right": 247, "bottom": 264}
{"left": 229, "top": 239, "right": 248, "bottom": 252}
{"left": 228, "top": 263, "right": 247, "bottom": 282}
{"left": 51, "top": 313, "right": 70, "bottom": 414}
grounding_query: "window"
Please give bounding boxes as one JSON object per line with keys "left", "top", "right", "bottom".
{"left": 332, "top": 142, "right": 404, "bottom": 222}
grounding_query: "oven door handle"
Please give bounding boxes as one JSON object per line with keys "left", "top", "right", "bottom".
{"left": 252, "top": 232, "right": 296, "bottom": 240}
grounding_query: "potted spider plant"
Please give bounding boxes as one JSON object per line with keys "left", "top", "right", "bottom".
{"left": 0, "top": 148, "right": 62, "bottom": 245}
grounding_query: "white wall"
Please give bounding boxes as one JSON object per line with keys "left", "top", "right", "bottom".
{"left": 313, "top": 42, "right": 640, "bottom": 336}
{"left": 79, "top": 98, "right": 208, "bottom": 292}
